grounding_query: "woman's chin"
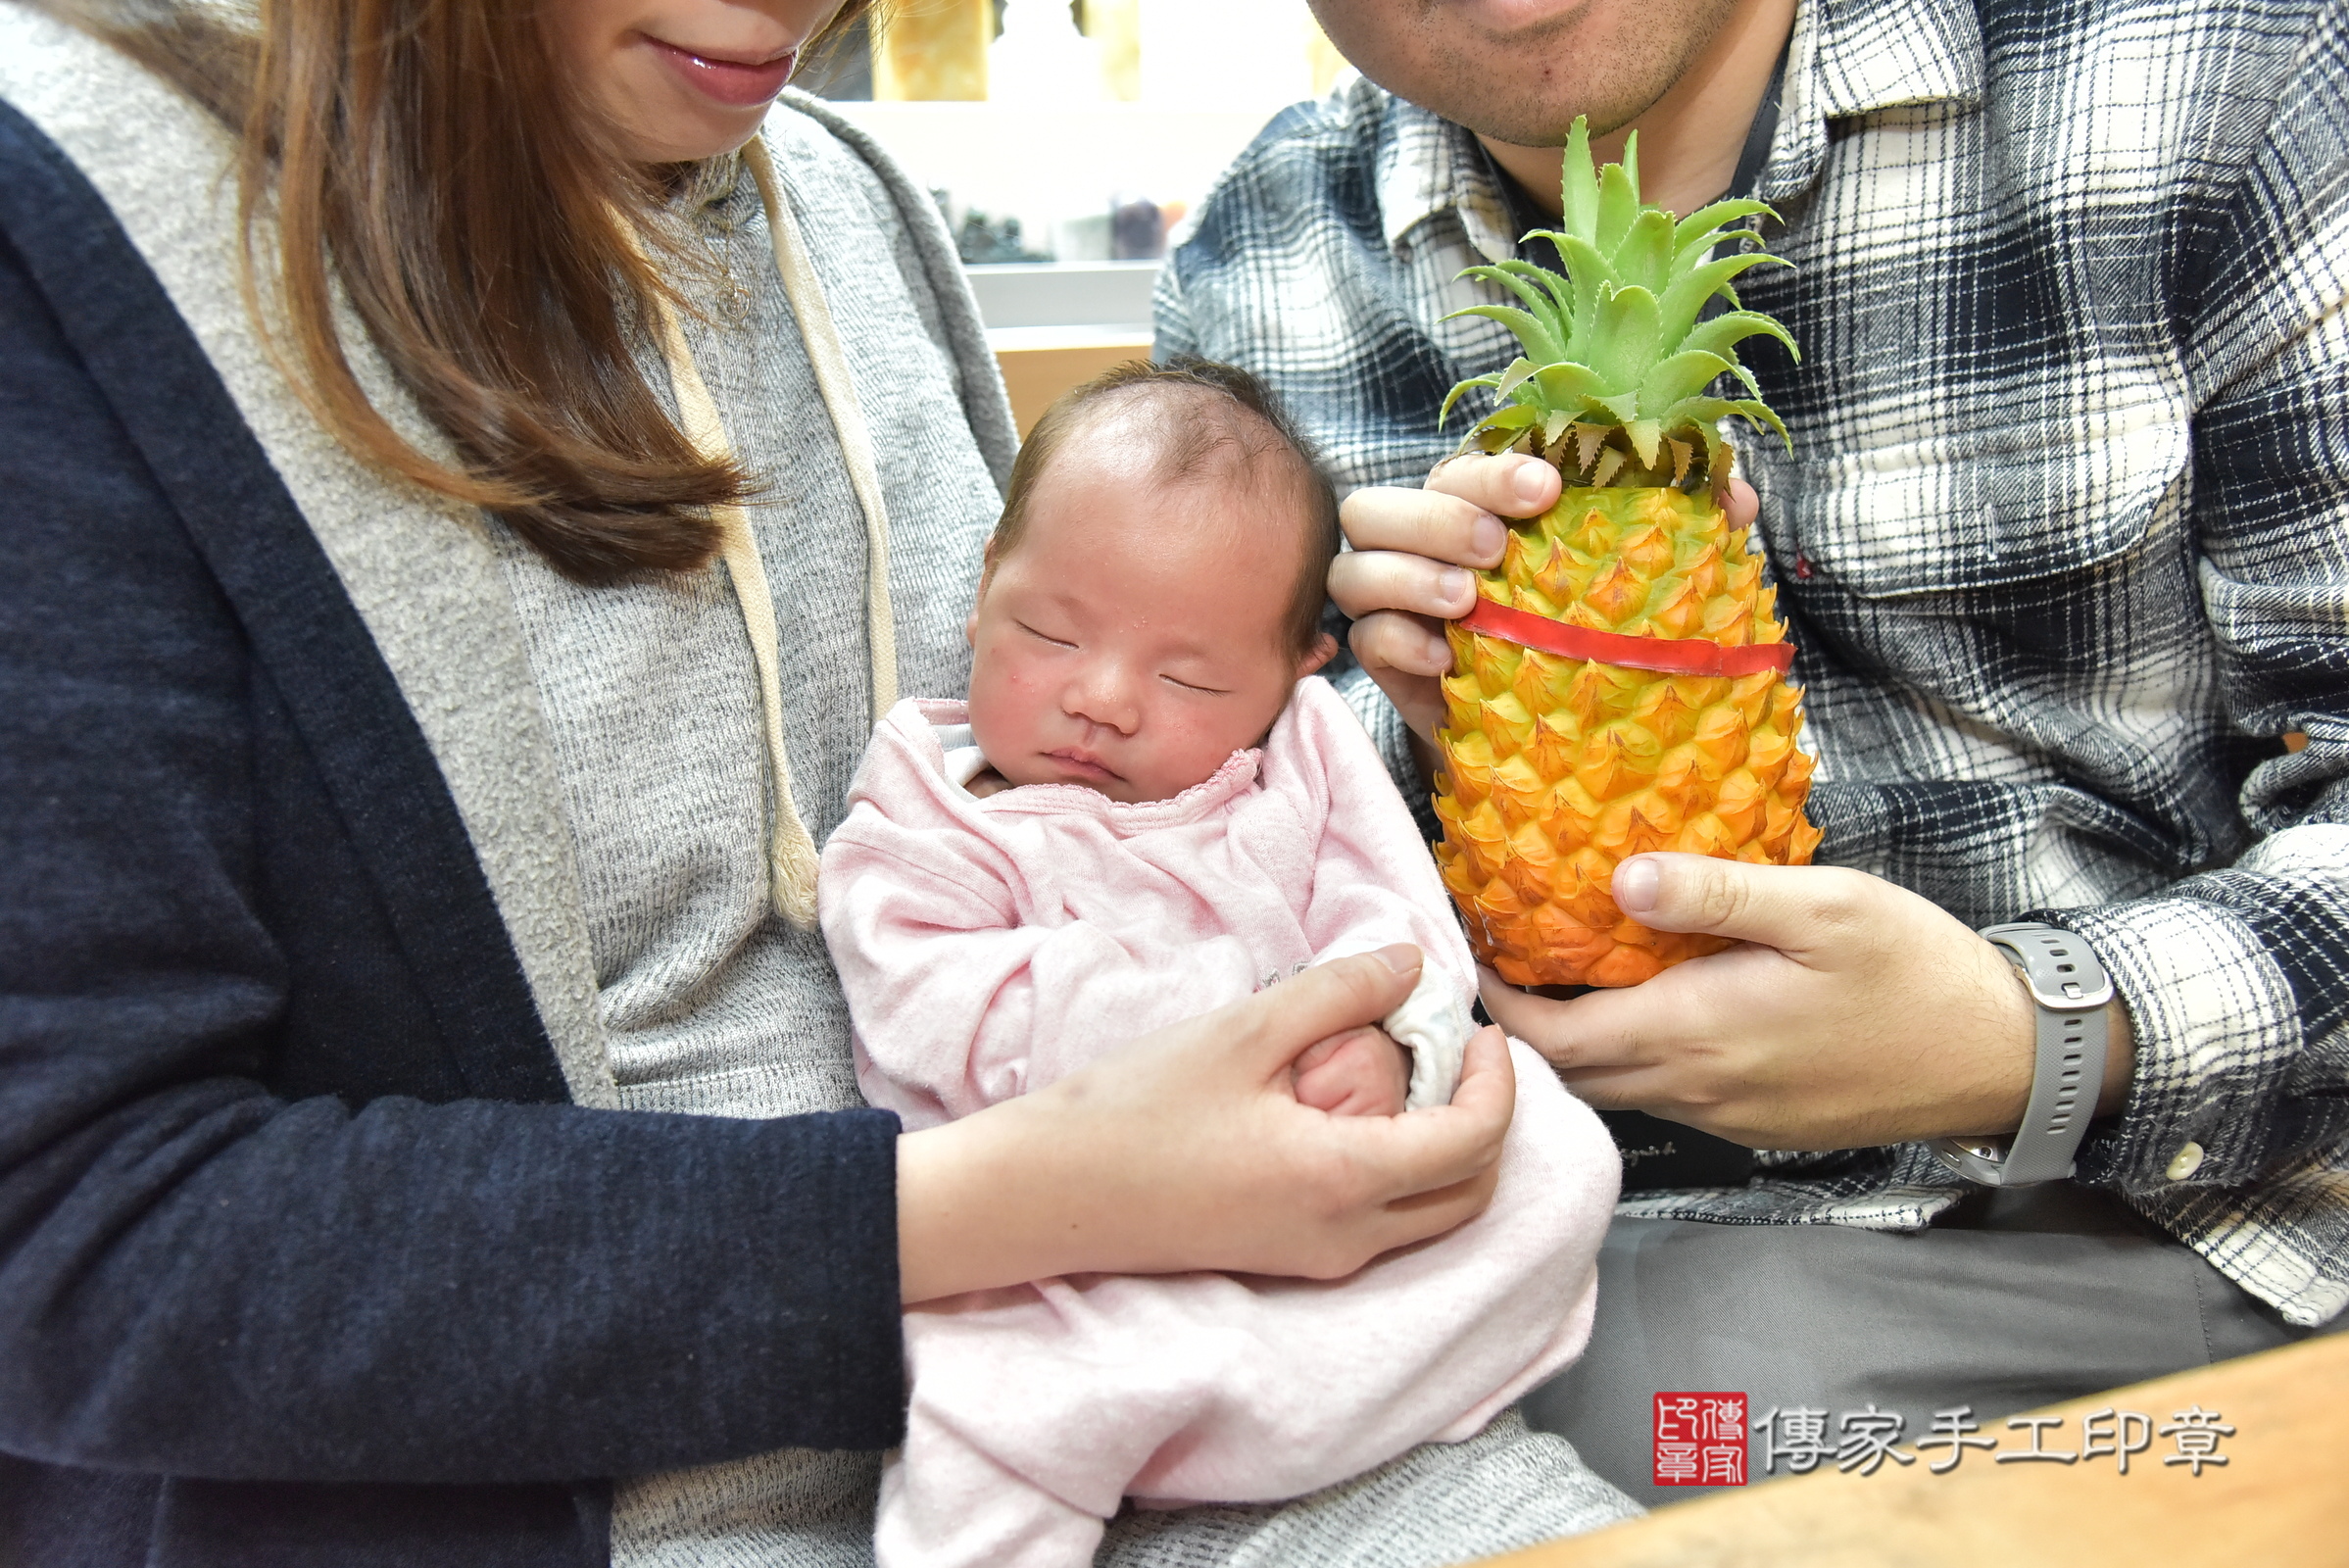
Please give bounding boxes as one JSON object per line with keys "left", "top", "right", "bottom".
{"left": 628, "top": 116, "right": 771, "bottom": 166}
{"left": 608, "top": 70, "right": 774, "bottom": 165}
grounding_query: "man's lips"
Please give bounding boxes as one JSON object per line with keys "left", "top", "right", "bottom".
{"left": 646, "top": 37, "right": 797, "bottom": 108}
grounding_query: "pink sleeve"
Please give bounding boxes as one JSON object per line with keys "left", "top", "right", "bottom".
{"left": 1281, "top": 684, "right": 1478, "bottom": 996}
{"left": 821, "top": 812, "right": 1262, "bottom": 1130}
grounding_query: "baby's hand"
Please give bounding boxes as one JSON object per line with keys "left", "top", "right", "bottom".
{"left": 1292, "top": 1026, "right": 1409, "bottom": 1117}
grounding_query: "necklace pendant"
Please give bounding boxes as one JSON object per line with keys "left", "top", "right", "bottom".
{"left": 712, "top": 270, "right": 754, "bottom": 326}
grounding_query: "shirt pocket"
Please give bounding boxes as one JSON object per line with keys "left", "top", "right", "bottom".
{"left": 1748, "top": 389, "right": 2189, "bottom": 598}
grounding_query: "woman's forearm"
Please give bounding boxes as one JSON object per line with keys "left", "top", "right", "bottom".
{"left": 897, "top": 1099, "right": 1069, "bottom": 1303}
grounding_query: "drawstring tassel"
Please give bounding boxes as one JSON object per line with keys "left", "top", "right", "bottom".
{"left": 638, "top": 133, "right": 900, "bottom": 931}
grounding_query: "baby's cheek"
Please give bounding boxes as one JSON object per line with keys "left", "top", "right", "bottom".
{"left": 1144, "top": 734, "right": 1236, "bottom": 796}
{"left": 967, "top": 649, "right": 1042, "bottom": 757}
{"left": 1150, "top": 704, "right": 1276, "bottom": 791}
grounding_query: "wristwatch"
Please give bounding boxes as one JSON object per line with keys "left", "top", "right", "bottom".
{"left": 1931, "top": 922, "right": 2115, "bottom": 1187}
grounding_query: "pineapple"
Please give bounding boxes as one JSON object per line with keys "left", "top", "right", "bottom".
{"left": 1431, "top": 118, "right": 1821, "bottom": 989}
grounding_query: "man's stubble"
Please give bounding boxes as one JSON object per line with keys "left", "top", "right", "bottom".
{"left": 1308, "top": 0, "right": 1740, "bottom": 148}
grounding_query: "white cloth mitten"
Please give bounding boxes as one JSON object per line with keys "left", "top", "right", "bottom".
{"left": 1384, "top": 967, "right": 1474, "bottom": 1110}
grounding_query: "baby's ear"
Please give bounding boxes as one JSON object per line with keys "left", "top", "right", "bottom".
{"left": 1296, "top": 632, "right": 1340, "bottom": 678}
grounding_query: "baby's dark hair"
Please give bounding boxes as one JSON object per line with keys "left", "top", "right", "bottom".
{"left": 988, "top": 358, "right": 1341, "bottom": 662}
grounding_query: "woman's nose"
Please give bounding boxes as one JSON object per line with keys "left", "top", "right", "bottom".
{"left": 1062, "top": 661, "right": 1141, "bottom": 734}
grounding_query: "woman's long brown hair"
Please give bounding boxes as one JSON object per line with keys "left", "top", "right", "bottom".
{"left": 34, "top": 0, "right": 871, "bottom": 583}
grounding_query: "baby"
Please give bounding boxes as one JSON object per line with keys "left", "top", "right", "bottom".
{"left": 817, "top": 361, "right": 1619, "bottom": 1568}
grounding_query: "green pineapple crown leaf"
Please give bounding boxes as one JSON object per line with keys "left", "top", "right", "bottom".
{"left": 1440, "top": 116, "right": 1798, "bottom": 489}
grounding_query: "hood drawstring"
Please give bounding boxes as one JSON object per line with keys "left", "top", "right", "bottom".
{"left": 643, "top": 135, "right": 899, "bottom": 932}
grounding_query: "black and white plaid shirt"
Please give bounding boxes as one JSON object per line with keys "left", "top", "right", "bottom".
{"left": 1157, "top": 0, "right": 2349, "bottom": 1326}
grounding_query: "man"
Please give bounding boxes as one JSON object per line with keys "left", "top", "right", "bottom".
{"left": 1157, "top": 0, "right": 2348, "bottom": 1506}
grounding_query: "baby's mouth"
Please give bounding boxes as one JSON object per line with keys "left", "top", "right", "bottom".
{"left": 1045, "top": 749, "right": 1122, "bottom": 783}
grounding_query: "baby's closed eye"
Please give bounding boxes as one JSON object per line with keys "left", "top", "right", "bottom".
{"left": 1015, "top": 618, "right": 1076, "bottom": 649}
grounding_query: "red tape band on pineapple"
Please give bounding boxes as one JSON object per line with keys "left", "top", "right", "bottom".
{"left": 1459, "top": 597, "right": 1795, "bottom": 678}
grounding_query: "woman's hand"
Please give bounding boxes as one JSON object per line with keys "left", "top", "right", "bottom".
{"left": 897, "top": 946, "right": 1515, "bottom": 1302}
{"left": 1330, "top": 454, "right": 1758, "bottom": 741}
{"left": 1479, "top": 854, "right": 2137, "bottom": 1152}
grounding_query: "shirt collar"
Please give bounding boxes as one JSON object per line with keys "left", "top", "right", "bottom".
{"left": 1375, "top": 94, "right": 1518, "bottom": 263}
{"left": 1371, "top": 0, "right": 1987, "bottom": 253}
{"left": 1764, "top": 0, "right": 1984, "bottom": 200}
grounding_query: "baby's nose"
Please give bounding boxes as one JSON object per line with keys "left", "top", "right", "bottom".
{"left": 1064, "top": 663, "right": 1142, "bottom": 734}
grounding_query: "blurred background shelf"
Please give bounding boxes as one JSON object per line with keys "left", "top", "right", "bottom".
{"left": 964, "top": 259, "right": 1158, "bottom": 331}
{"left": 811, "top": 0, "right": 1348, "bottom": 432}
{"left": 988, "top": 328, "right": 1155, "bottom": 436}
{"left": 826, "top": 102, "right": 1285, "bottom": 260}
{"left": 966, "top": 263, "right": 1156, "bottom": 433}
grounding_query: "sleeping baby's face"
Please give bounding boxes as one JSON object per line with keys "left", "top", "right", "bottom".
{"left": 964, "top": 436, "right": 1335, "bottom": 806}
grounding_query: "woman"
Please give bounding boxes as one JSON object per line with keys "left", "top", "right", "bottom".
{"left": 0, "top": 1, "right": 1635, "bottom": 1564}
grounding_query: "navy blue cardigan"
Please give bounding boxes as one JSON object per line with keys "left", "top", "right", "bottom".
{"left": 0, "top": 100, "right": 905, "bottom": 1568}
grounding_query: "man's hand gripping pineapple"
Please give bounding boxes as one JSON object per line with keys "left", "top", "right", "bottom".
{"left": 1331, "top": 123, "right": 2137, "bottom": 1152}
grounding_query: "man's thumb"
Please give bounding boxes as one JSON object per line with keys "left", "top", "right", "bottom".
{"left": 1611, "top": 853, "right": 1835, "bottom": 946}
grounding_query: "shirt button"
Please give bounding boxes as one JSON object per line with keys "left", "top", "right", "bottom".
{"left": 2166, "top": 1143, "right": 2206, "bottom": 1181}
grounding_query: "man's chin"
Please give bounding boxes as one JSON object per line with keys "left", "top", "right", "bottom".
{"left": 1365, "top": 50, "right": 1668, "bottom": 146}
{"left": 1313, "top": 0, "right": 1737, "bottom": 146}
{"left": 1459, "top": 108, "right": 1621, "bottom": 150}
{"left": 1415, "top": 75, "right": 1646, "bottom": 147}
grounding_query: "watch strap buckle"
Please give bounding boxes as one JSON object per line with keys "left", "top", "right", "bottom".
{"left": 1933, "top": 922, "right": 2114, "bottom": 1188}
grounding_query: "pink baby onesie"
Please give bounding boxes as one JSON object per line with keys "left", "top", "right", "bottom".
{"left": 818, "top": 677, "right": 1621, "bottom": 1568}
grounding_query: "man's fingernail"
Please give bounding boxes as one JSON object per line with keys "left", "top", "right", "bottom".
{"left": 1471, "top": 514, "right": 1506, "bottom": 562}
{"left": 1373, "top": 944, "right": 1424, "bottom": 975}
{"left": 1440, "top": 566, "right": 1473, "bottom": 607}
{"left": 1513, "top": 464, "right": 1551, "bottom": 508}
{"left": 1613, "top": 857, "right": 1660, "bottom": 913}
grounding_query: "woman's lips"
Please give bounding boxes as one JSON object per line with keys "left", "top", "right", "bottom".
{"left": 647, "top": 37, "right": 797, "bottom": 108}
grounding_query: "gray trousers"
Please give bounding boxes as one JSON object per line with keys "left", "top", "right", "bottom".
{"left": 616, "top": 1403, "right": 1639, "bottom": 1568}
{"left": 1522, "top": 1186, "right": 2327, "bottom": 1509}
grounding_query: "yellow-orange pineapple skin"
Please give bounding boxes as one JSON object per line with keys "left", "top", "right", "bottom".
{"left": 1433, "top": 487, "right": 1822, "bottom": 987}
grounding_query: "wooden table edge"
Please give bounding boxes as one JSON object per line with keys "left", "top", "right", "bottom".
{"left": 1474, "top": 1330, "right": 2349, "bottom": 1567}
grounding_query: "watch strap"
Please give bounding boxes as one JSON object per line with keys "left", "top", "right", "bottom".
{"left": 1932, "top": 922, "right": 2114, "bottom": 1187}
